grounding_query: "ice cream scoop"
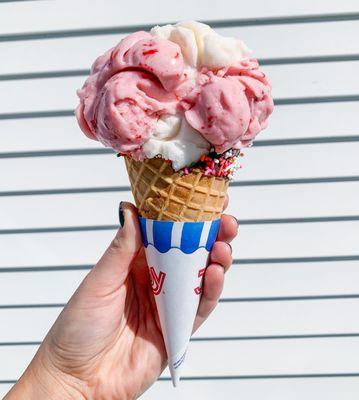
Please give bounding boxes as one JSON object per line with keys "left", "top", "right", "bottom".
{"left": 76, "top": 21, "right": 273, "bottom": 170}
{"left": 185, "top": 60, "right": 273, "bottom": 152}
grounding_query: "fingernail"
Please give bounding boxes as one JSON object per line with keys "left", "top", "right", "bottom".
{"left": 119, "top": 202, "right": 125, "bottom": 227}
{"left": 227, "top": 242, "right": 232, "bottom": 254}
{"left": 231, "top": 215, "right": 240, "bottom": 229}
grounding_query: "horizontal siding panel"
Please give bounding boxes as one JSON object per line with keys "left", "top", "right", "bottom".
{"left": 226, "top": 261, "right": 359, "bottom": 298}
{"left": 0, "top": 385, "right": 13, "bottom": 398}
{"left": 199, "top": 300, "right": 359, "bottom": 338}
{"left": 0, "top": 221, "right": 358, "bottom": 267}
{"left": 2, "top": 101, "right": 358, "bottom": 153}
{"left": 223, "top": 21, "right": 359, "bottom": 60}
{"left": 0, "top": 117, "right": 99, "bottom": 153}
{"left": 1, "top": 337, "right": 359, "bottom": 379}
{"left": 264, "top": 101, "right": 359, "bottom": 140}
{"left": 266, "top": 61, "right": 359, "bottom": 98}
{"left": 0, "top": 142, "right": 358, "bottom": 191}
{"left": 143, "top": 378, "right": 359, "bottom": 400}
{"left": 0, "top": 308, "right": 59, "bottom": 343}
{"left": 0, "top": 192, "right": 127, "bottom": 229}
{"left": 0, "top": 230, "right": 116, "bottom": 267}
{"left": 0, "top": 346, "right": 35, "bottom": 380}
{"left": 1, "top": 0, "right": 358, "bottom": 36}
{"left": 0, "top": 154, "right": 122, "bottom": 191}
{"left": 1, "top": 260, "right": 358, "bottom": 304}
{"left": 2, "top": 379, "right": 359, "bottom": 400}
{"left": 0, "top": 270, "right": 87, "bottom": 305}
{"left": 1, "top": 299, "right": 359, "bottom": 341}
{"left": 1, "top": 21, "right": 359, "bottom": 75}
{"left": 1, "top": 62, "right": 359, "bottom": 114}
{"left": 1, "top": 182, "right": 359, "bottom": 229}
{"left": 234, "top": 221, "right": 359, "bottom": 259}
{"left": 160, "top": 337, "right": 359, "bottom": 377}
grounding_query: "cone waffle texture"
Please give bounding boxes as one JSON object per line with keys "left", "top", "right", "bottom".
{"left": 125, "top": 156, "right": 228, "bottom": 222}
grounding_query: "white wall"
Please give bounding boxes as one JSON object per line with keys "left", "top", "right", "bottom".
{"left": 0, "top": 0, "right": 359, "bottom": 398}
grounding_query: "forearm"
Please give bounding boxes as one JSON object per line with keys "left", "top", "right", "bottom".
{"left": 4, "top": 350, "right": 88, "bottom": 400}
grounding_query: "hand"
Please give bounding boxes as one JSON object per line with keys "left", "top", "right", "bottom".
{"left": 5, "top": 202, "right": 238, "bottom": 400}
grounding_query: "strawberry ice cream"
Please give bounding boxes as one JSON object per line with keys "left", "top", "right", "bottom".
{"left": 76, "top": 21, "right": 273, "bottom": 171}
{"left": 185, "top": 60, "right": 272, "bottom": 152}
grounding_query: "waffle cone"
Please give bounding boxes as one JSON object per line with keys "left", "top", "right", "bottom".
{"left": 125, "top": 156, "right": 228, "bottom": 221}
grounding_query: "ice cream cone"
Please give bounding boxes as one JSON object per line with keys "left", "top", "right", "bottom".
{"left": 124, "top": 156, "right": 226, "bottom": 385}
{"left": 76, "top": 17, "right": 273, "bottom": 390}
{"left": 124, "top": 156, "right": 228, "bottom": 222}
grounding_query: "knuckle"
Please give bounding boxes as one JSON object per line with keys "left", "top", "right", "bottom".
{"left": 109, "top": 232, "right": 124, "bottom": 253}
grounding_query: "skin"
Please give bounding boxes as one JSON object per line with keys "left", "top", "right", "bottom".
{"left": 5, "top": 201, "right": 238, "bottom": 400}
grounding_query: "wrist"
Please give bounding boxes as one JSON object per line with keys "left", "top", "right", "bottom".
{"left": 5, "top": 348, "right": 89, "bottom": 400}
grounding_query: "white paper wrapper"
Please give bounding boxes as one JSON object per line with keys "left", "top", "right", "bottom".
{"left": 139, "top": 217, "right": 221, "bottom": 386}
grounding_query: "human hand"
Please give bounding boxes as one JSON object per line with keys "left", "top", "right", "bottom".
{"left": 5, "top": 201, "right": 238, "bottom": 400}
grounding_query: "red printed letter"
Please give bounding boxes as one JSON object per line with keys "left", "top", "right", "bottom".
{"left": 194, "top": 268, "right": 206, "bottom": 295}
{"left": 149, "top": 267, "right": 166, "bottom": 295}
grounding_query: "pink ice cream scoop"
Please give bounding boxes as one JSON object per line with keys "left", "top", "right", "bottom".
{"left": 76, "top": 31, "right": 183, "bottom": 157}
{"left": 76, "top": 26, "right": 273, "bottom": 163}
{"left": 94, "top": 71, "right": 178, "bottom": 154}
{"left": 185, "top": 60, "right": 273, "bottom": 152}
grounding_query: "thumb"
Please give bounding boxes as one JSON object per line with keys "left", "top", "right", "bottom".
{"left": 83, "top": 202, "right": 143, "bottom": 294}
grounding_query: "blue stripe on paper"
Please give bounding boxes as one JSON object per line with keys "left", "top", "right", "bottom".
{"left": 138, "top": 217, "right": 221, "bottom": 254}
{"left": 180, "top": 222, "right": 204, "bottom": 254}
{"left": 153, "top": 220, "right": 173, "bottom": 253}
{"left": 139, "top": 217, "right": 148, "bottom": 247}
{"left": 205, "top": 219, "right": 221, "bottom": 251}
